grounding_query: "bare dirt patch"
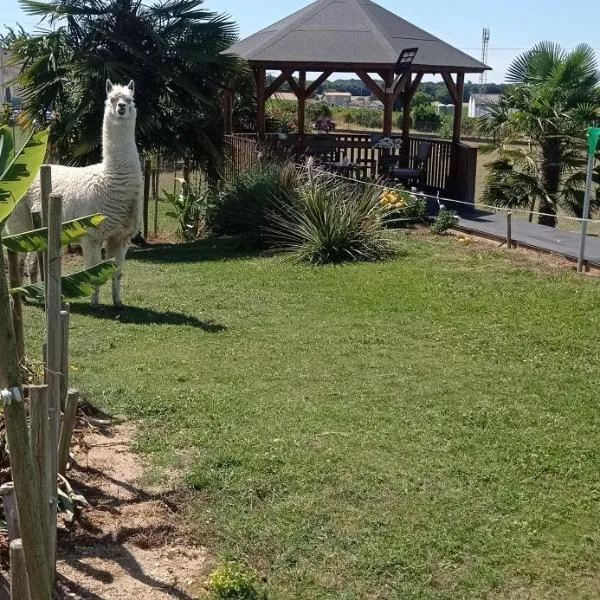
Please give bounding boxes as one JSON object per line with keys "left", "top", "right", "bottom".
{"left": 54, "top": 414, "right": 209, "bottom": 599}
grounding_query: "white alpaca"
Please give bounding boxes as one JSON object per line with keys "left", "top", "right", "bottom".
{"left": 8, "top": 79, "right": 143, "bottom": 307}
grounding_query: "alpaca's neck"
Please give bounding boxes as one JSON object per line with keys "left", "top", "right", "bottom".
{"left": 102, "top": 114, "right": 139, "bottom": 171}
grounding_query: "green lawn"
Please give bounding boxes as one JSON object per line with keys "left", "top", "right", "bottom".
{"left": 24, "top": 234, "right": 600, "bottom": 599}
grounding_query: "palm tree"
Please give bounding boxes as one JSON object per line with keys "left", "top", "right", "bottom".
{"left": 3, "top": 0, "right": 240, "bottom": 169}
{"left": 480, "top": 42, "right": 600, "bottom": 227}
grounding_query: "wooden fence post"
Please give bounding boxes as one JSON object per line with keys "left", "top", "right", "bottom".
{"left": 39, "top": 166, "right": 52, "bottom": 293}
{"left": 0, "top": 483, "right": 20, "bottom": 541}
{"left": 58, "top": 389, "right": 79, "bottom": 477}
{"left": 31, "top": 211, "right": 44, "bottom": 282}
{"left": 27, "top": 385, "right": 51, "bottom": 577}
{"left": 143, "top": 158, "right": 151, "bottom": 239}
{"left": 6, "top": 251, "right": 24, "bottom": 364}
{"left": 46, "top": 193, "right": 62, "bottom": 583}
{"left": 506, "top": 211, "right": 512, "bottom": 249}
{"left": 0, "top": 229, "right": 52, "bottom": 599}
{"left": 153, "top": 155, "right": 160, "bottom": 238}
{"left": 59, "top": 306, "right": 70, "bottom": 411}
{"left": 10, "top": 540, "right": 31, "bottom": 600}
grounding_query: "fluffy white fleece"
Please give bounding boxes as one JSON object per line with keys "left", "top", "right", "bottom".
{"left": 8, "top": 79, "right": 143, "bottom": 306}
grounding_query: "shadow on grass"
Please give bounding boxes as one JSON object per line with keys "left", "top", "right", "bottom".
{"left": 69, "top": 303, "right": 226, "bottom": 331}
{"left": 128, "top": 236, "right": 261, "bottom": 264}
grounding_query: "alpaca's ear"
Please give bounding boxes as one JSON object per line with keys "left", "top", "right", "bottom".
{"left": 106, "top": 79, "right": 113, "bottom": 95}
{"left": 127, "top": 80, "right": 135, "bottom": 94}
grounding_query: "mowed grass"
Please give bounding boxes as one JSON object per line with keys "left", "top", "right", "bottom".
{"left": 23, "top": 234, "right": 600, "bottom": 599}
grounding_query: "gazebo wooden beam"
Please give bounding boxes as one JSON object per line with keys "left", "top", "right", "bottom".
{"left": 286, "top": 74, "right": 300, "bottom": 94}
{"left": 355, "top": 70, "right": 385, "bottom": 103}
{"left": 265, "top": 68, "right": 294, "bottom": 100}
{"left": 305, "top": 70, "right": 333, "bottom": 97}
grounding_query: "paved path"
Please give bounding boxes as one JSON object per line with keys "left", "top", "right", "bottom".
{"left": 456, "top": 211, "right": 600, "bottom": 266}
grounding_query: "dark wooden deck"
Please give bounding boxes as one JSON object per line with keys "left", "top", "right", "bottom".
{"left": 225, "top": 133, "right": 478, "bottom": 204}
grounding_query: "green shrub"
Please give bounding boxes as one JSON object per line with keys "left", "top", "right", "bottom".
{"left": 306, "top": 101, "right": 332, "bottom": 122}
{"left": 207, "top": 562, "right": 265, "bottom": 600}
{"left": 266, "top": 162, "right": 397, "bottom": 264}
{"left": 379, "top": 188, "right": 427, "bottom": 227}
{"left": 163, "top": 179, "right": 209, "bottom": 240}
{"left": 430, "top": 207, "right": 458, "bottom": 234}
{"left": 206, "top": 161, "right": 301, "bottom": 247}
{"left": 412, "top": 104, "right": 442, "bottom": 132}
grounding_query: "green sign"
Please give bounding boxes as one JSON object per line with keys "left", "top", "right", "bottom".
{"left": 589, "top": 127, "right": 600, "bottom": 157}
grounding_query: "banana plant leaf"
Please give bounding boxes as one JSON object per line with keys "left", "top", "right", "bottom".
{"left": 0, "top": 125, "right": 15, "bottom": 174}
{"left": 1, "top": 214, "right": 106, "bottom": 252}
{"left": 10, "top": 259, "right": 118, "bottom": 302}
{"left": 0, "top": 128, "right": 49, "bottom": 227}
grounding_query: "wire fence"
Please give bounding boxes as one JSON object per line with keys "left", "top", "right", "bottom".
{"left": 299, "top": 162, "right": 600, "bottom": 226}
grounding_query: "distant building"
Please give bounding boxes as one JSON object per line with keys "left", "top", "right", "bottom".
{"left": 322, "top": 91, "right": 352, "bottom": 107}
{"left": 272, "top": 91, "right": 298, "bottom": 102}
{"left": 468, "top": 93, "right": 501, "bottom": 118}
{"left": 434, "top": 102, "right": 455, "bottom": 116}
{"left": 349, "top": 95, "right": 383, "bottom": 111}
{"left": 0, "top": 49, "right": 20, "bottom": 103}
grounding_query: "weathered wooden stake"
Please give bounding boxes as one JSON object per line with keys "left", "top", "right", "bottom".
{"left": 0, "top": 483, "right": 20, "bottom": 541}
{"left": 506, "top": 211, "right": 512, "bottom": 249}
{"left": 9, "top": 540, "right": 31, "bottom": 600}
{"left": 39, "top": 166, "right": 52, "bottom": 296}
{"left": 0, "top": 229, "right": 52, "bottom": 599}
{"left": 153, "top": 156, "right": 160, "bottom": 238}
{"left": 46, "top": 193, "right": 62, "bottom": 583}
{"left": 6, "top": 251, "right": 24, "bottom": 364}
{"left": 42, "top": 343, "right": 47, "bottom": 384}
{"left": 58, "top": 389, "right": 79, "bottom": 476}
{"left": 27, "top": 385, "right": 51, "bottom": 577}
{"left": 143, "top": 158, "right": 151, "bottom": 239}
{"left": 31, "top": 211, "right": 44, "bottom": 282}
{"left": 59, "top": 306, "right": 70, "bottom": 411}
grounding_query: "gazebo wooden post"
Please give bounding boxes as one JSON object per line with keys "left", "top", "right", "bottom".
{"left": 223, "top": 79, "right": 235, "bottom": 135}
{"left": 382, "top": 70, "right": 395, "bottom": 138}
{"left": 297, "top": 71, "right": 306, "bottom": 135}
{"left": 254, "top": 67, "right": 266, "bottom": 139}
{"left": 452, "top": 72, "right": 465, "bottom": 144}
{"left": 442, "top": 71, "right": 465, "bottom": 194}
{"left": 400, "top": 73, "right": 413, "bottom": 151}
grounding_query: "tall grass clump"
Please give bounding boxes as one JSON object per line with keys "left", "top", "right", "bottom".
{"left": 206, "top": 160, "right": 301, "bottom": 248}
{"left": 267, "top": 162, "right": 397, "bottom": 264}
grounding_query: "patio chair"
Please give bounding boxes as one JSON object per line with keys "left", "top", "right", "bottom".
{"left": 378, "top": 154, "right": 403, "bottom": 177}
{"left": 390, "top": 142, "right": 432, "bottom": 186}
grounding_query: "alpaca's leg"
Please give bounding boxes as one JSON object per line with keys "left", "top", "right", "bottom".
{"left": 80, "top": 237, "right": 103, "bottom": 306}
{"left": 106, "top": 236, "right": 129, "bottom": 308}
{"left": 27, "top": 252, "right": 39, "bottom": 283}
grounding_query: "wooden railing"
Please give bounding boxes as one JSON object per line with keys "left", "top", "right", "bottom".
{"left": 224, "top": 132, "right": 478, "bottom": 204}
{"left": 224, "top": 134, "right": 259, "bottom": 179}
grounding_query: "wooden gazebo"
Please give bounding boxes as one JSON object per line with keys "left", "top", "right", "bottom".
{"left": 223, "top": 0, "right": 490, "bottom": 201}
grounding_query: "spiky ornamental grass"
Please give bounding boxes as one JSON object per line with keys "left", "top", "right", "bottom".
{"left": 266, "top": 164, "right": 397, "bottom": 265}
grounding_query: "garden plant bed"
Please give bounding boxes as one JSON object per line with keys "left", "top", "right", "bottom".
{"left": 0, "top": 403, "right": 209, "bottom": 599}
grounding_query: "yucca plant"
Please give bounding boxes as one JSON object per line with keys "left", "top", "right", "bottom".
{"left": 266, "top": 163, "right": 397, "bottom": 264}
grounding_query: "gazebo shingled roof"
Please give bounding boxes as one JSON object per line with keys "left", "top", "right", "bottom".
{"left": 225, "top": 0, "right": 489, "bottom": 73}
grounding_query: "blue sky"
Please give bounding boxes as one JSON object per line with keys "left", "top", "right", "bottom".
{"left": 2, "top": 0, "right": 598, "bottom": 83}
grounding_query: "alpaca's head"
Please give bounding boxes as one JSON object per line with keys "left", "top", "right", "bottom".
{"left": 105, "top": 80, "right": 136, "bottom": 124}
